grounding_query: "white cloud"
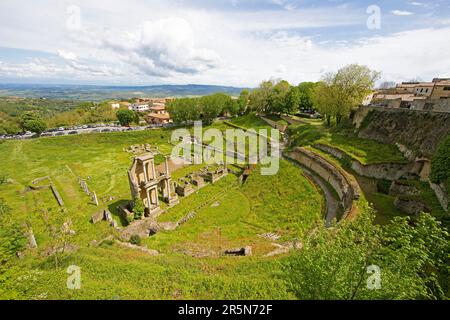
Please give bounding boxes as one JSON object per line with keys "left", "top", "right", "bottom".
{"left": 0, "top": 1, "right": 449, "bottom": 86}
{"left": 57, "top": 50, "right": 77, "bottom": 61}
{"left": 391, "top": 10, "right": 414, "bottom": 16}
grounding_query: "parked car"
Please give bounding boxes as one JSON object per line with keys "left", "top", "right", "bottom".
{"left": 69, "top": 131, "right": 78, "bottom": 135}
{"left": 58, "top": 127, "right": 65, "bottom": 131}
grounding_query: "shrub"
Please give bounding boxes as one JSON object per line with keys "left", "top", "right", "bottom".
{"left": 339, "top": 155, "right": 352, "bottom": 169}
{"left": 132, "top": 198, "right": 145, "bottom": 220}
{"left": 116, "top": 109, "right": 136, "bottom": 126}
{"left": 377, "top": 179, "right": 392, "bottom": 195}
{"left": 0, "top": 175, "right": 7, "bottom": 185}
{"left": 430, "top": 135, "right": 450, "bottom": 184}
{"left": 130, "top": 234, "right": 142, "bottom": 246}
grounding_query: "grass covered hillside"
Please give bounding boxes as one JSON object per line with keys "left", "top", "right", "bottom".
{"left": 287, "top": 121, "right": 406, "bottom": 165}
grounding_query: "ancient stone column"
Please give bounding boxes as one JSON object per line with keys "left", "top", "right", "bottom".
{"left": 27, "top": 228, "right": 37, "bottom": 249}
{"left": 92, "top": 192, "right": 99, "bottom": 206}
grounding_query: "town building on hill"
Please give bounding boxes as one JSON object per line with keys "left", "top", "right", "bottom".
{"left": 430, "top": 79, "right": 450, "bottom": 99}
{"left": 145, "top": 112, "right": 172, "bottom": 125}
{"left": 363, "top": 78, "right": 450, "bottom": 112}
{"left": 129, "top": 103, "right": 150, "bottom": 112}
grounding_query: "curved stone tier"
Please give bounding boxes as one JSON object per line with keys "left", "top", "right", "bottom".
{"left": 286, "top": 147, "right": 361, "bottom": 219}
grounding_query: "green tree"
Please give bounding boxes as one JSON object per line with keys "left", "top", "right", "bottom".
{"left": 285, "top": 86, "right": 301, "bottom": 114}
{"left": 19, "top": 112, "right": 47, "bottom": 134}
{"left": 313, "top": 64, "right": 380, "bottom": 125}
{"left": 269, "top": 80, "right": 290, "bottom": 114}
{"left": 248, "top": 80, "right": 274, "bottom": 113}
{"left": 298, "top": 82, "right": 317, "bottom": 111}
{"left": 312, "top": 79, "right": 337, "bottom": 126}
{"left": 237, "top": 89, "right": 250, "bottom": 114}
{"left": 116, "top": 109, "right": 136, "bottom": 126}
{"left": 199, "top": 94, "right": 227, "bottom": 125}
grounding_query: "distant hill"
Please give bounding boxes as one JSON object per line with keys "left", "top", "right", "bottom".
{"left": 0, "top": 83, "right": 249, "bottom": 101}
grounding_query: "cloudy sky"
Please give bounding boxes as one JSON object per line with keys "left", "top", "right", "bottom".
{"left": 0, "top": 0, "right": 449, "bottom": 87}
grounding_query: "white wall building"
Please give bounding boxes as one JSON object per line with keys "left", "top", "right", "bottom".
{"left": 129, "top": 104, "right": 150, "bottom": 112}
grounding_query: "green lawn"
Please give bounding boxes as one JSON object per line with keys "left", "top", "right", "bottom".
{"left": 263, "top": 114, "right": 288, "bottom": 126}
{"left": 0, "top": 128, "right": 323, "bottom": 299}
{"left": 288, "top": 122, "right": 406, "bottom": 164}
{"left": 228, "top": 113, "right": 273, "bottom": 132}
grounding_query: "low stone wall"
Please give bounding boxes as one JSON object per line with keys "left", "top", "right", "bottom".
{"left": 50, "top": 184, "right": 64, "bottom": 207}
{"left": 314, "top": 143, "right": 449, "bottom": 212}
{"left": 430, "top": 182, "right": 449, "bottom": 212}
{"left": 314, "top": 143, "right": 413, "bottom": 180}
{"left": 280, "top": 115, "right": 305, "bottom": 125}
{"left": 259, "top": 116, "right": 288, "bottom": 132}
{"left": 287, "top": 147, "right": 360, "bottom": 214}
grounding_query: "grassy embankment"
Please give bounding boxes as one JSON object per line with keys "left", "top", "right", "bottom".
{"left": 287, "top": 120, "right": 447, "bottom": 225}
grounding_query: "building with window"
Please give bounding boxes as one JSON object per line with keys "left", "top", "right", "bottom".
{"left": 129, "top": 104, "right": 150, "bottom": 112}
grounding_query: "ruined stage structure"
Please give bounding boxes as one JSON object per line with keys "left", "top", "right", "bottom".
{"left": 128, "top": 153, "right": 178, "bottom": 216}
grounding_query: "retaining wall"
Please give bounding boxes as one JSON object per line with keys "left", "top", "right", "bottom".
{"left": 287, "top": 147, "right": 360, "bottom": 214}
{"left": 314, "top": 143, "right": 413, "bottom": 180}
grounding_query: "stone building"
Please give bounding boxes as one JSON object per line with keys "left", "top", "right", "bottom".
{"left": 175, "top": 180, "right": 195, "bottom": 197}
{"left": 204, "top": 165, "right": 228, "bottom": 183}
{"left": 128, "top": 153, "right": 178, "bottom": 216}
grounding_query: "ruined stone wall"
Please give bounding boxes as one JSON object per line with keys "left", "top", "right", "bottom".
{"left": 354, "top": 107, "right": 450, "bottom": 157}
{"left": 287, "top": 147, "right": 359, "bottom": 212}
{"left": 259, "top": 116, "right": 288, "bottom": 132}
{"left": 314, "top": 143, "right": 413, "bottom": 180}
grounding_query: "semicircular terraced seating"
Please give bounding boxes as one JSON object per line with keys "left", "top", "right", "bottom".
{"left": 286, "top": 146, "right": 361, "bottom": 220}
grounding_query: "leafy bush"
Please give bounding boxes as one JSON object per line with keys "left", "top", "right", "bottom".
{"left": 0, "top": 199, "right": 26, "bottom": 265}
{"left": 132, "top": 198, "right": 145, "bottom": 220}
{"left": 339, "top": 154, "right": 352, "bottom": 169}
{"left": 19, "top": 112, "right": 47, "bottom": 134}
{"left": 377, "top": 179, "right": 392, "bottom": 195}
{"left": 0, "top": 175, "right": 7, "bottom": 185}
{"left": 116, "top": 109, "right": 136, "bottom": 126}
{"left": 431, "top": 135, "right": 450, "bottom": 184}
{"left": 284, "top": 207, "right": 450, "bottom": 300}
{"left": 130, "top": 234, "right": 142, "bottom": 246}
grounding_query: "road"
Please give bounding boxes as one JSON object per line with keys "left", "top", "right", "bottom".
{"left": 1, "top": 124, "right": 174, "bottom": 140}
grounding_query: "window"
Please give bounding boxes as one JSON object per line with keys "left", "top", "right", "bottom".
{"left": 444, "top": 86, "right": 450, "bottom": 91}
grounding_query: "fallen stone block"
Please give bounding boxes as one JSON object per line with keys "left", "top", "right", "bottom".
{"left": 91, "top": 211, "right": 104, "bottom": 224}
